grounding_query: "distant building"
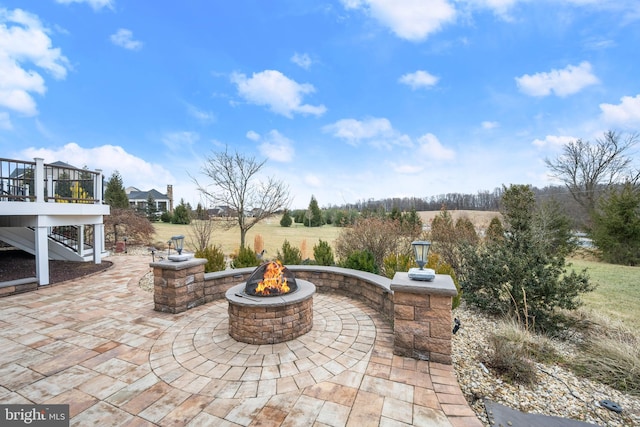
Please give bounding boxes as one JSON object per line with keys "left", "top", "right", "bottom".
{"left": 126, "top": 184, "right": 174, "bottom": 214}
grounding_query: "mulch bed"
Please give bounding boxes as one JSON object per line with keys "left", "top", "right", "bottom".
{"left": 0, "top": 249, "right": 113, "bottom": 284}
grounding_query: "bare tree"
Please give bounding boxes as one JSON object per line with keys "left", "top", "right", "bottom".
{"left": 188, "top": 218, "right": 215, "bottom": 252}
{"left": 545, "top": 131, "right": 639, "bottom": 221}
{"left": 194, "top": 148, "right": 291, "bottom": 249}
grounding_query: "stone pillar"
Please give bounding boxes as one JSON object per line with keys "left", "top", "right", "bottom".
{"left": 151, "top": 258, "right": 206, "bottom": 313}
{"left": 391, "top": 273, "right": 458, "bottom": 364}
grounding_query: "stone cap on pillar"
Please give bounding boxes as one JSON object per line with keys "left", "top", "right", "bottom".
{"left": 150, "top": 258, "right": 206, "bottom": 271}
{"left": 391, "top": 272, "right": 458, "bottom": 296}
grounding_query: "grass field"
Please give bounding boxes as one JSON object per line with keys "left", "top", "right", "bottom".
{"left": 152, "top": 217, "right": 341, "bottom": 259}
{"left": 569, "top": 257, "right": 640, "bottom": 329}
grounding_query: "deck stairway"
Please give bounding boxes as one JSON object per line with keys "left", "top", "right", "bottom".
{"left": 0, "top": 226, "right": 105, "bottom": 262}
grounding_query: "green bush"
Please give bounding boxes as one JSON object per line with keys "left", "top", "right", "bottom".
{"left": 160, "top": 211, "right": 172, "bottom": 223}
{"left": 591, "top": 183, "right": 640, "bottom": 266}
{"left": 276, "top": 239, "right": 302, "bottom": 265}
{"left": 382, "top": 253, "right": 414, "bottom": 279}
{"left": 313, "top": 239, "right": 335, "bottom": 266}
{"left": 232, "top": 246, "right": 260, "bottom": 268}
{"left": 460, "top": 185, "right": 593, "bottom": 331}
{"left": 195, "top": 245, "right": 226, "bottom": 273}
{"left": 341, "top": 250, "right": 378, "bottom": 274}
{"left": 279, "top": 210, "right": 292, "bottom": 227}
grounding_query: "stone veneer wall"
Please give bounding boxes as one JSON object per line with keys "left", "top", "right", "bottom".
{"left": 391, "top": 273, "right": 457, "bottom": 364}
{"left": 228, "top": 297, "right": 313, "bottom": 345}
{"left": 151, "top": 261, "right": 457, "bottom": 363}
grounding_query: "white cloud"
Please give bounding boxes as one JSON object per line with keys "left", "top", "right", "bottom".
{"left": 186, "top": 104, "right": 215, "bottom": 123}
{"left": 246, "top": 130, "right": 260, "bottom": 141}
{"left": 55, "top": 0, "right": 114, "bottom": 11}
{"left": 532, "top": 134, "right": 576, "bottom": 148}
{"left": 291, "top": 52, "right": 312, "bottom": 69}
{"left": 600, "top": 94, "right": 640, "bottom": 129}
{"left": 231, "top": 70, "right": 326, "bottom": 118}
{"left": 323, "top": 117, "right": 393, "bottom": 145}
{"left": 304, "top": 174, "right": 322, "bottom": 187}
{"left": 110, "top": 29, "right": 143, "bottom": 51}
{"left": 19, "top": 142, "right": 175, "bottom": 193}
{"left": 399, "top": 70, "right": 439, "bottom": 90}
{"left": 0, "top": 8, "right": 70, "bottom": 116}
{"left": 161, "top": 131, "right": 199, "bottom": 152}
{"left": 341, "top": 0, "right": 456, "bottom": 42}
{"left": 515, "top": 61, "right": 599, "bottom": 97}
{"left": 416, "top": 133, "right": 455, "bottom": 160}
{"left": 252, "top": 129, "right": 295, "bottom": 162}
{"left": 481, "top": 121, "right": 499, "bottom": 129}
{"left": 463, "top": 0, "right": 519, "bottom": 20}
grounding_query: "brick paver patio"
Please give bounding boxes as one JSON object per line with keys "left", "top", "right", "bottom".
{"left": 0, "top": 255, "right": 482, "bottom": 426}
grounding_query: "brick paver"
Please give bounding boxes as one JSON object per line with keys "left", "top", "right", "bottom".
{"left": 0, "top": 255, "right": 482, "bottom": 426}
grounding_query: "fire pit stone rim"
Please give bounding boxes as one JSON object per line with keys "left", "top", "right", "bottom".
{"left": 225, "top": 280, "right": 316, "bottom": 307}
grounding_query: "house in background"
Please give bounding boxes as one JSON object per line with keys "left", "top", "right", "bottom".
{"left": 126, "top": 185, "right": 174, "bottom": 214}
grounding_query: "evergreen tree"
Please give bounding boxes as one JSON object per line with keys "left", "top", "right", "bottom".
{"left": 146, "top": 194, "right": 157, "bottom": 221}
{"left": 280, "top": 209, "right": 293, "bottom": 227}
{"left": 104, "top": 171, "right": 129, "bottom": 208}
{"left": 306, "top": 195, "right": 323, "bottom": 227}
{"left": 591, "top": 183, "right": 640, "bottom": 265}
{"left": 171, "top": 199, "right": 191, "bottom": 224}
{"left": 461, "top": 184, "right": 593, "bottom": 331}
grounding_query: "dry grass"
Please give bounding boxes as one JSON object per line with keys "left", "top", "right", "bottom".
{"left": 568, "top": 310, "right": 640, "bottom": 396}
{"left": 418, "top": 210, "right": 500, "bottom": 233}
{"left": 152, "top": 216, "right": 341, "bottom": 259}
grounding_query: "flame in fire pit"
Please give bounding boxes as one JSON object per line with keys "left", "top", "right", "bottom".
{"left": 254, "top": 261, "right": 290, "bottom": 296}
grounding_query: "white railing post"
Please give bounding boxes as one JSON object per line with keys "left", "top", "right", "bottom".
{"left": 95, "top": 169, "right": 103, "bottom": 204}
{"left": 34, "top": 158, "right": 44, "bottom": 203}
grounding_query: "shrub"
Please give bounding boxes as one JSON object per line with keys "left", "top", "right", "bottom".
{"left": 313, "top": 239, "right": 335, "bottom": 266}
{"left": 195, "top": 245, "right": 226, "bottom": 273}
{"left": 461, "top": 185, "right": 593, "bottom": 331}
{"left": 160, "top": 211, "right": 172, "bottom": 223}
{"left": 591, "top": 183, "right": 640, "bottom": 266}
{"left": 276, "top": 239, "right": 302, "bottom": 265}
{"left": 279, "top": 210, "right": 292, "bottom": 227}
{"left": 232, "top": 245, "right": 260, "bottom": 268}
{"left": 335, "top": 217, "right": 415, "bottom": 275}
{"left": 382, "top": 253, "right": 414, "bottom": 279}
{"left": 341, "top": 250, "right": 378, "bottom": 274}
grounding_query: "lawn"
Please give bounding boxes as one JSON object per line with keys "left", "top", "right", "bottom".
{"left": 152, "top": 216, "right": 342, "bottom": 259}
{"left": 569, "top": 257, "right": 640, "bottom": 329}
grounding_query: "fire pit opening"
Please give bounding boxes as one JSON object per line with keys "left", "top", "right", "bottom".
{"left": 245, "top": 260, "right": 298, "bottom": 297}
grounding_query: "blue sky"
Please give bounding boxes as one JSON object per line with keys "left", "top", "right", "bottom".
{"left": 1, "top": 0, "right": 639, "bottom": 209}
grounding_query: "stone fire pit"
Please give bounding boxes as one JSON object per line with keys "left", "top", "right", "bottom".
{"left": 225, "top": 262, "right": 315, "bottom": 344}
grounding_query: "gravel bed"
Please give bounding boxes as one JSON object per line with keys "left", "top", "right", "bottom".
{"left": 452, "top": 304, "right": 640, "bottom": 426}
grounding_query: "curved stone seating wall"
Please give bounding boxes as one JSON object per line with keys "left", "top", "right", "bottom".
{"left": 151, "top": 259, "right": 457, "bottom": 363}
{"left": 200, "top": 265, "right": 394, "bottom": 322}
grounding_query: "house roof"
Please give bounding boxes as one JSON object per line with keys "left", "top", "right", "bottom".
{"left": 127, "top": 188, "right": 169, "bottom": 201}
